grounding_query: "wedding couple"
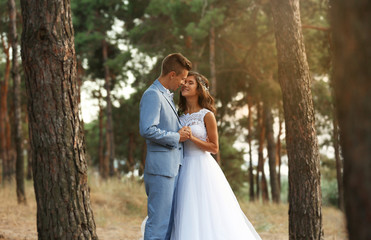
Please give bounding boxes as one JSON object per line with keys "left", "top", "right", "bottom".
{"left": 139, "top": 53, "right": 261, "bottom": 240}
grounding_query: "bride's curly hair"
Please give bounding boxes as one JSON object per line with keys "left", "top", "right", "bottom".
{"left": 178, "top": 71, "right": 216, "bottom": 115}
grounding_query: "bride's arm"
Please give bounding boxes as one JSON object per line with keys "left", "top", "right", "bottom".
{"left": 189, "top": 112, "right": 219, "bottom": 154}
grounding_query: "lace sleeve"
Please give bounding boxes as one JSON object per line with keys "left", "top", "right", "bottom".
{"left": 199, "top": 108, "right": 212, "bottom": 120}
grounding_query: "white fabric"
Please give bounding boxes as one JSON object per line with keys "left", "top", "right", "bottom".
{"left": 165, "top": 88, "right": 174, "bottom": 99}
{"left": 170, "top": 109, "right": 262, "bottom": 240}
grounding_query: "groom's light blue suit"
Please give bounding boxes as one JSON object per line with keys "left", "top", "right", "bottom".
{"left": 139, "top": 80, "right": 183, "bottom": 240}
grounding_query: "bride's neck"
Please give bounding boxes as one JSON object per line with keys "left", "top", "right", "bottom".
{"left": 185, "top": 97, "right": 201, "bottom": 113}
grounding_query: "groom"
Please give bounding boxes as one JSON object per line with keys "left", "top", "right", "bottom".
{"left": 139, "top": 53, "right": 192, "bottom": 240}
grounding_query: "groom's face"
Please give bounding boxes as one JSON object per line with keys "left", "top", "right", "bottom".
{"left": 169, "top": 69, "right": 188, "bottom": 91}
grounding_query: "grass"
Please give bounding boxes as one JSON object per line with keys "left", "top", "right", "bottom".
{"left": 0, "top": 174, "right": 348, "bottom": 240}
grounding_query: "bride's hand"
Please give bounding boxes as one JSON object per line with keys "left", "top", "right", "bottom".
{"left": 186, "top": 127, "right": 194, "bottom": 141}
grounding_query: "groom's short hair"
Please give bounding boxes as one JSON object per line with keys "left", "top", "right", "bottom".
{"left": 161, "top": 53, "right": 192, "bottom": 76}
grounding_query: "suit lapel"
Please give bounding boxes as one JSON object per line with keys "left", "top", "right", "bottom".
{"left": 153, "top": 82, "right": 181, "bottom": 124}
{"left": 162, "top": 92, "right": 181, "bottom": 124}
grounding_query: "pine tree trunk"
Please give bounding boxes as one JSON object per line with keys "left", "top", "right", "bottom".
{"left": 271, "top": 0, "right": 323, "bottom": 239}
{"left": 264, "top": 103, "right": 280, "bottom": 203}
{"left": 26, "top": 139, "right": 32, "bottom": 180}
{"left": 102, "top": 39, "right": 115, "bottom": 177}
{"left": 330, "top": 0, "right": 371, "bottom": 239}
{"left": 20, "top": 0, "right": 98, "bottom": 238}
{"left": 261, "top": 168, "right": 269, "bottom": 203}
{"left": 255, "top": 102, "right": 264, "bottom": 201}
{"left": 0, "top": 35, "right": 14, "bottom": 183}
{"left": 97, "top": 90, "right": 107, "bottom": 179}
{"left": 258, "top": 102, "right": 269, "bottom": 202}
{"left": 276, "top": 114, "right": 283, "bottom": 192}
{"left": 25, "top": 112, "right": 32, "bottom": 180}
{"left": 332, "top": 113, "right": 344, "bottom": 211}
{"left": 8, "top": 0, "right": 26, "bottom": 204}
{"left": 247, "top": 96, "right": 255, "bottom": 201}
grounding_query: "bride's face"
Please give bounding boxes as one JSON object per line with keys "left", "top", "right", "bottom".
{"left": 181, "top": 76, "right": 198, "bottom": 97}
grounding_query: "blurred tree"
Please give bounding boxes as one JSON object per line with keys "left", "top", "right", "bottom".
{"left": 276, "top": 109, "right": 283, "bottom": 192}
{"left": 257, "top": 102, "right": 269, "bottom": 202}
{"left": 264, "top": 100, "right": 280, "bottom": 203}
{"left": 330, "top": 0, "right": 371, "bottom": 239}
{"left": 77, "top": 0, "right": 338, "bottom": 202}
{"left": 113, "top": 91, "right": 144, "bottom": 176}
{"left": 312, "top": 77, "right": 345, "bottom": 211}
{"left": 20, "top": 0, "right": 98, "bottom": 238}
{"left": 8, "top": 0, "right": 26, "bottom": 203}
{"left": 270, "top": 0, "right": 323, "bottom": 239}
{"left": 72, "top": 0, "right": 132, "bottom": 177}
{"left": 219, "top": 132, "right": 247, "bottom": 194}
{"left": 0, "top": 8, "right": 14, "bottom": 183}
{"left": 92, "top": 88, "right": 106, "bottom": 177}
{"left": 246, "top": 95, "right": 255, "bottom": 201}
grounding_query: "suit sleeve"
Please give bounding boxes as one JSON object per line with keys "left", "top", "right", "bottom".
{"left": 139, "top": 89, "right": 180, "bottom": 148}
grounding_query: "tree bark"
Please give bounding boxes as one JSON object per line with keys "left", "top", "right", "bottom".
{"left": 261, "top": 167, "right": 269, "bottom": 203}
{"left": 330, "top": 0, "right": 371, "bottom": 239}
{"left": 247, "top": 96, "right": 255, "bottom": 201}
{"left": 25, "top": 113, "right": 32, "bottom": 180}
{"left": 276, "top": 113, "right": 283, "bottom": 192}
{"left": 102, "top": 39, "right": 115, "bottom": 177}
{"left": 94, "top": 89, "right": 107, "bottom": 179}
{"left": 20, "top": 0, "right": 98, "bottom": 238}
{"left": 8, "top": 0, "right": 26, "bottom": 204}
{"left": 255, "top": 102, "right": 263, "bottom": 200}
{"left": 257, "top": 102, "right": 269, "bottom": 202}
{"left": 270, "top": 0, "right": 323, "bottom": 239}
{"left": 264, "top": 103, "right": 280, "bottom": 203}
{"left": 332, "top": 112, "right": 344, "bottom": 211}
{"left": 0, "top": 34, "right": 14, "bottom": 183}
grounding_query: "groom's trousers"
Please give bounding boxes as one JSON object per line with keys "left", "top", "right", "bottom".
{"left": 143, "top": 167, "right": 180, "bottom": 240}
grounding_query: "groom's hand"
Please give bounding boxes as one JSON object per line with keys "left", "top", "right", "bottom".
{"left": 179, "top": 126, "right": 191, "bottom": 142}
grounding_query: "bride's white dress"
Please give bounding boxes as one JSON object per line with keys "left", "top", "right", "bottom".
{"left": 170, "top": 109, "right": 261, "bottom": 240}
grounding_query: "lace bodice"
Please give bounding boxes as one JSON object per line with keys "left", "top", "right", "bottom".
{"left": 180, "top": 108, "right": 211, "bottom": 141}
{"left": 180, "top": 109, "right": 212, "bottom": 156}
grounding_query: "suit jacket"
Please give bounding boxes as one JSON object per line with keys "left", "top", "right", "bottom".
{"left": 139, "top": 80, "right": 183, "bottom": 177}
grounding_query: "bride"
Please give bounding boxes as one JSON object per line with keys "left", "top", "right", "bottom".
{"left": 169, "top": 71, "right": 262, "bottom": 240}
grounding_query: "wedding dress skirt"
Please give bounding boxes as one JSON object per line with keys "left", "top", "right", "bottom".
{"left": 170, "top": 142, "right": 261, "bottom": 240}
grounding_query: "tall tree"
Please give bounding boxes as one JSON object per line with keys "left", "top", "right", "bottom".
{"left": 257, "top": 102, "right": 269, "bottom": 202}
{"left": 247, "top": 95, "right": 255, "bottom": 201}
{"left": 92, "top": 88, "right": 107, "bottom": 178}
{"left": 332, "top": 111, "right": 344, "bottom": 211}
{"left": 270, "top": 0, "right": 323, "bottom": 239}
{"left": 102, "top": 39, "right": 115, "bottom": 176}
{"left": 8, "top": 0, "right": 26, "bottom": 203}
{"left": 72, "top": 0, "right": 130, "bottom": 178}
{"left": 276, "top": 111, "right": 283, "bottom": 192}
{"left": 264, "top": 101, "right": 280, "bottom": 203}
{"left": 330, "top": 0, "right": 371, "bottom": 239}
{"left": 0, "top": 33, "right": 14, "bottom": 183}
{"left": 20, "top": 0, "right": 98, "bottom": 238}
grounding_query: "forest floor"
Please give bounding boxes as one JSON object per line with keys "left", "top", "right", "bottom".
{"left": 0, "top": 175, "right": 348, "bottom": 240}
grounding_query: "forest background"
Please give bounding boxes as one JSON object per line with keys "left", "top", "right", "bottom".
{"left": 0, "top": 0, "right": 361, "bottom": 239}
